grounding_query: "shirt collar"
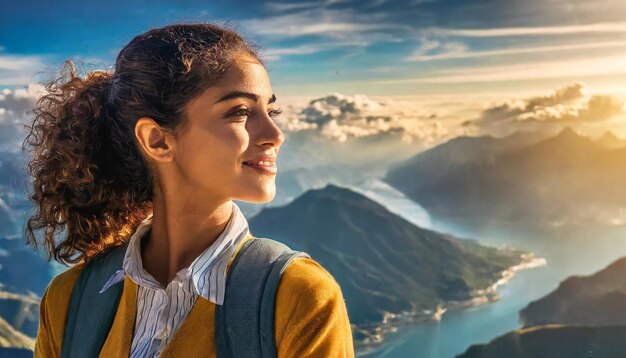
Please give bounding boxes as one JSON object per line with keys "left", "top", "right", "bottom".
{"left": 99, "top": 202, "right": 250, "bottom": 305}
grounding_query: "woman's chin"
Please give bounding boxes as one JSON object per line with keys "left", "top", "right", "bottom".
{"left": 236, "top": 187, "right": 276, "bottom": 203}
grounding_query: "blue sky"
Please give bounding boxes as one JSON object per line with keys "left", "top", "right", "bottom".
{"left": 1, "top": 0, "right": 625, "bottom": 157}
{"left": 2, "top": 0, "right": 626, "bottom": 97}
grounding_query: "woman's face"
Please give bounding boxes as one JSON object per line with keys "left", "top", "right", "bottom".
{"left": 174, "top": 52, "right": 285, "bottom": 203}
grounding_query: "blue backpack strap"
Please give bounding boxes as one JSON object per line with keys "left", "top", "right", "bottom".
{"left": 215, "top": 237, "right": 311, "bottom": 358}
{"left": 61, "top": 242, "right": 129, "bottom": 358}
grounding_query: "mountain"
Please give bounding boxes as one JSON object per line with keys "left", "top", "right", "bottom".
{"left": 0, "top": 238, "right": 52, "bottom": 298}
{"left": 0, "top": 237, "right": 51, "bottom": 339}
{"left": 0, "top": 314, "right": 35, "bottom": 351}
{"left": 384, "top": 130, "right": 545, "bottom": 192}
{"left": 248, "top": 184, "right": 528, "bottom": 349}
{"left": 0, "top": 226, "right": 53, "bottom": 340}
{"left": 237, "top": 162, "right": 389, "bottom": 219}
{"left": 520, "top": 256, "right": 626, "bottom": 327}
{"left": 596, "top": 131, "right": 626, "bottom": 149}
{"left": 457, "top": 324, "right": 626, "bottom": 358}
{"left": 383, "top": 127, "right": 626, "bottom": 228}
{"left": 459, "top": 255, "right": 626, "bottom": 357}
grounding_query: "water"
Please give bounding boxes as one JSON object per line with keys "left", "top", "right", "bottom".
{"left": 360, "top": 224, "right": 626, "bottom": 358}
{"left": 346, "top": 178, "right": 433, "bottom": 230}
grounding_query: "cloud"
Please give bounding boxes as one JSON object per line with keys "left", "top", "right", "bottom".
{"left": 475, "top": 83, "right": 625, "bottom": 124}
{"left": 0, "top": 54, "right": 50, "bottom": 86}
{"left": 271, "top": 93, "right": 461, "bottom": 170}
{"left": 404, "top": 40, "right": 626, "bottom": 62}
{"left": 261, "top": 40, "right": 375, "bottom": 60}
{"left": 261, "top": 44, "right": 322, "bottom": 61}
{"left": 404, "top": 38, "right": 467, "bottom": 62}
{"left": 571, "top": 95, "right": 625, "bottom": 122}
{"left": 239, "top": 8, "right": 408, "bottom": 63}
{"left": 263, "top": 1, "right": 322, "bottom": 12}
{"left": 524, "top": 82, "right": 585, "bottom": 109}
{"left": 0, "top": 84, "right": 46, "bottom": 152}
{"left": 263, "top": 0, "right": 351, "bottom": 12}
{"left": 371, "top": 53, "right": 626, "bottom": 84}
{"left": 242, "top": 11, "right": 400, "bottom": 38}
{"left": 239, "top": 7, "right": 408, "bottom": 45}
{"left": 278, "top": 93, "right": 449, "bottom": 144}
{"left": 425, "top": 22, "right": 626, "bottom": 38}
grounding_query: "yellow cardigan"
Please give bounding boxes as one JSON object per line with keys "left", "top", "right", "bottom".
{"left": 35, "top": 232, "right": 355, "bottom": 357}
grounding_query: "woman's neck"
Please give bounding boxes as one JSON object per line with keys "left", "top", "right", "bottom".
{"left": 140, "top": 199, "right": 235, "bottom": 287}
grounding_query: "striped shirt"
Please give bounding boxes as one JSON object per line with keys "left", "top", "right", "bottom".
{"left": 99, "top": 201, "right": 250, "bottom": 358}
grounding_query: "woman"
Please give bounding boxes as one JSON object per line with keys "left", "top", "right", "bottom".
{"left": 26, "top": 23, "right": 355, "bottom": 357}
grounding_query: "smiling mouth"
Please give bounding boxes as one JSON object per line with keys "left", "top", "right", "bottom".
{"left": 242, "top": 161, "right": 277, "bottom": 175}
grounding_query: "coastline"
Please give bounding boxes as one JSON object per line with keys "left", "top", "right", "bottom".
{"left": 353, "top": 253, "right": 547, "bottom": 357}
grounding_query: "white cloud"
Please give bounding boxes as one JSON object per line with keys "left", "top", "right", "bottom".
{"left": 261, "top": 45, "right": 321, "bottom": 61}
{"left": 261, "top": 40, "right": 374, "bottom": 60}
{"left": 0, "top": 54, "right": 50, "bottom": 86}
{"left": 264, "top": 1, "right": 322, "bottom": 12}
{"left": 280, "top": 92, "right": 449, "bottom": 144}
{"left": 238, "top": 8, "right": 408, "bottom": 62}
{"left": 264, "top": 0, "right": 352, "bottom": 12}
{"left": 239, "top": 7, "right": 408, "bottom": 44}
{"left": 405, "top": 38, "right": 467, "bottom": 62}
{"left": 426, "top": 22, "right": 626, "bottom": 38}
{"left": 371, "top": 53, "right": 626, "bottom": 84}
{"left": 0, "top": 84, "right": 46, "bottom": 152}
{"left": 242, "top": 15, "right": 390, "bottom": 38}
{"left": 404, "top": 40, "right": 626, "bottom": 62}
{"left": 476, "top": 83, "right": 625, "bottom": 124}
{"left": 272, "top": 93, "right": 493, "bottom": 170}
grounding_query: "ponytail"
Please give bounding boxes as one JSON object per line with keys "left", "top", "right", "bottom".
{"left": 22, "top": 60, "right": 152, "bottom": 266}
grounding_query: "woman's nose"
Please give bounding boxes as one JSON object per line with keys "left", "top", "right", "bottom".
{"left": 253, "top": 112, "right": 285, "bottom": 147}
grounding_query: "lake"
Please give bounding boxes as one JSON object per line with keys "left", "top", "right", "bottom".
{"left": 359, "top": 222, "right": 626, "bottom": 358}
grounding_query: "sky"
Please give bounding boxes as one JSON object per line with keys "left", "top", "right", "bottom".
{"left": 1, "top": 0, "right": 626, "bottom": 165}
{"left": 3, "top": 0, "right": 626, "bottom": 96}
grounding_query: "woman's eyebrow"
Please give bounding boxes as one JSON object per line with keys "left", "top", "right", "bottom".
{"left": 214, "top": 91, "right": 277, "bottom": 105}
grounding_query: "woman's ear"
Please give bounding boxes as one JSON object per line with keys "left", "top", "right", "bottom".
{"left": 134, "top": 117, "right": 177, "bottom": 163}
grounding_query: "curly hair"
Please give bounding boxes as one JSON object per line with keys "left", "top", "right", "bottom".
{"left": 22, "top": 22, "right": 264, "bottom": 266}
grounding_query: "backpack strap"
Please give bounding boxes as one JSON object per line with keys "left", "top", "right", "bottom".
{"left": 61, "top": 242, "right": 129, "bottom": 358}
{"left": 215, "top": 237, "right": 311, "bottom": 358}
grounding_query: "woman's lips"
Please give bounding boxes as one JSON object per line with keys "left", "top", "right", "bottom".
{"left": 242, "top": 161, "right": 277, "bottom": 175}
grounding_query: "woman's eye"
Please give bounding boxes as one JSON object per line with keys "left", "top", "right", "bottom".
{"left": 229, "top": 107, "right": 283, "bottom": 121}
{"left": 268, "top": 107, "right": 283, "bottom": 119}
{"left": 230, "top": 108, "right": 250, "bottom": 120}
